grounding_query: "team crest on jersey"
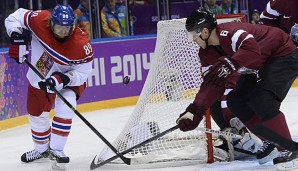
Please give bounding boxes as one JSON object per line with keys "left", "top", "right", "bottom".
{"left": 35, "top": 52, "right": 54, "bottom": 76}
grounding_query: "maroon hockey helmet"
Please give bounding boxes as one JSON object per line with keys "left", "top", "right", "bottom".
{"left": 185, "top": 7, "right": 217, "bottom": 33}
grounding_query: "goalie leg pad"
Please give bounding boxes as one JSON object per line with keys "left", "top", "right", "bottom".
{"left": 213, "top": 129, "right": 235, "bottom": 162}
{"left": 230, "top": 117, "right": 263, "bottom": 153}
{"left": 238, "top": 130, "right": 263, "bottom": 153}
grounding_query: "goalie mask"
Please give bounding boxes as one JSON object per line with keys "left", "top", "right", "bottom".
{"left": 185, "top": 7, "right": 217, "bottom": 47}
{"left": 50, "top": 4, "right": 76, "bottom": 39}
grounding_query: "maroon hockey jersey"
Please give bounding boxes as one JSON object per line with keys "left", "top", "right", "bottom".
{"left": 216, "top": 22, "right": 295, "bottom": 70}
{"left": 260, "top": 0, "right": 298, "bottom": 35}
{"left": 193, "top": 22, "right": 296, "bottom": 109}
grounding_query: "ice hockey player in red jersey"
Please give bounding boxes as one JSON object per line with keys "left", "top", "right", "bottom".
{"left": 176, "top": 8, "right": 298, "bottom": 170}
{"left": 260, "top": 0, "right": 298, "bottom": 46}
{"left": 5, "top": 4, "right": 93, "bottom": 170}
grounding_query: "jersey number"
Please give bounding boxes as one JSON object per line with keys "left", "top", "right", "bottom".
{"left": 220, "top": 30, "right": 229, "bottom": 36}
{"left": 84, "top": 43, "right": 92, "bottom": 55}
{"left": 31, "top": 10, "right": 42, "bottom": 17}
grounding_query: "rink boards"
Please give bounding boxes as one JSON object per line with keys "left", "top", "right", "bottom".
{"left": 1, "top": 34, "right": 298, "bottom": 130}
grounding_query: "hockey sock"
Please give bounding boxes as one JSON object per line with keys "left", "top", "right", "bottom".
{"left": 243, "top": 115, "right": 261, "bottom": 130}
{"left": 29, "top": 112, "right": 51, "bottom": 152}
{"left": 261, "top": 112, "right": 292, "bottom": 140}
{"left": 50, "top": 116, "right": 72, "bottom": 151}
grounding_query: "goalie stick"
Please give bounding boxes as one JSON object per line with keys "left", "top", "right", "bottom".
{"left": 252, "top": 124, "right": 298, "bottom": 152}
{"left": 23, "top": 57, "right": 131, "bottom": 165}
{"left": 197, "top": 127, "right": 242, "bottom": 139}
{"left": 90, "top": 125, "right": 243, "bottom": 169}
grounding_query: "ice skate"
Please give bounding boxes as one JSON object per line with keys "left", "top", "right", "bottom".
{"left": 273, "top": 150, "right": 298, "bottom": 170}
{"left": 21, "top": 149, "right": 50, "bottom": 163}
{"left": 256, "top": 140, "right": 279, "bottom": 164}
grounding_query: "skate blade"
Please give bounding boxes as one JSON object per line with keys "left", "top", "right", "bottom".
{"left": 52, "top": 160, "right": 68, "bottom": 170}
{"left": 276, "top": 159, "right": 298, "bottom": 171}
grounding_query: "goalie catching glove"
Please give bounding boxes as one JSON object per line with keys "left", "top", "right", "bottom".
{"left": 204, "top": 56, "right": 239, "bottom": 87}
{"left": 176, "top": 103, "right": 207, "bottom": 132}
{"left": 38, "top": 72, "right": 70, "bottom": 92}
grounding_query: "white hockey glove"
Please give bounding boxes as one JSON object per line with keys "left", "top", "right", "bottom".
{"left": 230, "top": 117, "right": 263, "bottom": 153}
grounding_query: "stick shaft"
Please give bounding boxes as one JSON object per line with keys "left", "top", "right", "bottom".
{"left": 90, "top": 125, "right": 179, "bottom": 169}
{"left": 197, "top": 127, "right": 243, "bottom": 139}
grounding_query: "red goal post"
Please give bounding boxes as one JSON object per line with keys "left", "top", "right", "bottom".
{"left": 205, "top": 13, "right": 247, "bottom": 163}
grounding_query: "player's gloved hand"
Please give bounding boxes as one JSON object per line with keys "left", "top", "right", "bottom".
{"left": 8, "top": 32, "right": 29, "bottom": 64}
{"left": 38, "top": 72, "right": 70, "bottom": 92}
{"left": 176, "top": 103, "right": 206, "bottom": 132}
{"left": 204, "top": 56, "right": 239, "bottom": 87}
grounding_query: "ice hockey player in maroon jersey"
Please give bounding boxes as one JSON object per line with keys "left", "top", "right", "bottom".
{"left": 199, "top": 45, "right": 278, "bottom": 164}
{"left": 260, "top": 0, "right": 298, "bottom": 46}
{"left": 176, "top": 8, "right": 298, "bottom": 170}
{"left": 5, "top": 4, "right": 93, "bottom": 170}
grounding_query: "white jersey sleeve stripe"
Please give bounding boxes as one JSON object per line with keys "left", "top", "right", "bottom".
{"left": 221, "top": 101, "right": 228, "bottom": 108}
{"left": 265, "top": 2, "right": 280, "bottom": 17}
{"left": 224, "top": 89, "right": 232, "bottom": 95}
{"left": 238, "top": 34, "right": 254, "bottom": 50}
{"left": 231, "top": 30, "right": 254, "bottom": 52}
{"left": 231, "top": 30, "right": 245, "bottom": 52}
{"left": 201, "top": 66, "right": 211, "bottom": 73}
{"left": 260, "top": 13, "right": 275, "bottom": 20}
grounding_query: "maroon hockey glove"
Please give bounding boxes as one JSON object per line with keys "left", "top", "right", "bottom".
{"left": 176, "top": 103, "right": 207, "bottom": 132}
{"left": 38, "top": 72, "right": 70, "bottom": 92}
{"left": 8, "top": 32, "right": 29, "bottom": 64}
{"left": 204, "top": 56, "right": 239, "bottom": 87}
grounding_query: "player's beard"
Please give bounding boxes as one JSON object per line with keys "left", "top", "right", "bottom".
{"left": 53, "top": 34, "right": 69, "bottom": 42}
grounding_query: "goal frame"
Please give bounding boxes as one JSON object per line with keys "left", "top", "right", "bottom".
{"left": 94, "top": 13, "right": 247, "bottom": 169}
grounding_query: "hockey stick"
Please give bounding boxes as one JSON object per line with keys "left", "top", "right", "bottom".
{"left": 90, "top": 125, "right": 179, "bottom": 170}
{"left": 252, "top": 124, "right": 298, "bottom": 152}
{"left": 90, "top": 125, "right": 243, "bottom": 169}
{"left": 23, "top": 58, "right": 131, "bottom": 165}
{"left": 197, "top": 127, "right": 243, "bottom": 139}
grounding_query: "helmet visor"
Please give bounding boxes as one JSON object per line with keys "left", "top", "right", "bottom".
{"left": 52, "top": 24, "right": 72, "bottom": 37}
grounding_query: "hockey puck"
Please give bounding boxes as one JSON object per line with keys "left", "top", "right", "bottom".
{"left": 123, "top": 76, "right": 130, "bottom": 84}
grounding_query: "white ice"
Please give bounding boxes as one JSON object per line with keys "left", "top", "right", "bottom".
{"left": 1, "top": 88, "right": 298, "bottom": 171}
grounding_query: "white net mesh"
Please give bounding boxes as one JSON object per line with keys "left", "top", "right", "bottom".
{"left": 97, "top": 14, "right": 245, "bottom": 168}
{"left": 98, "top": 18, "right": 210, "bottom": 166}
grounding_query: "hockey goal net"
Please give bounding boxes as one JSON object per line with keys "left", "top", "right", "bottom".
{"left": 95, "top": 14, "right": 246, "bottom": 169}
